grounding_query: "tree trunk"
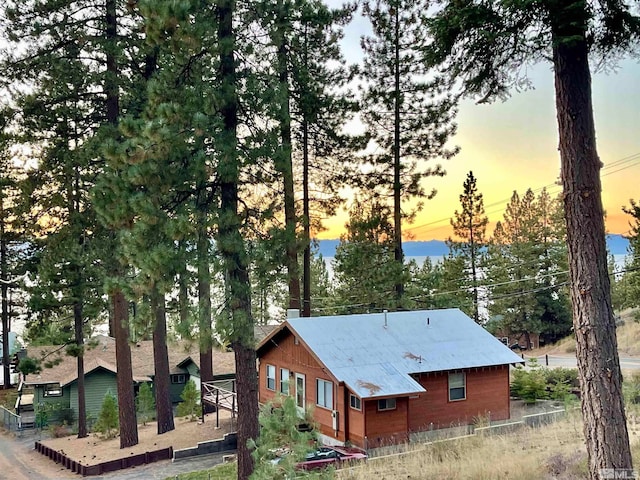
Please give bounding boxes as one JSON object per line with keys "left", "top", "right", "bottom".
{"left": 151, "top": 287, "right": 175, "bottom": 434}
{"left": 275, "top": 0, "right": 301, "bottom": 313}
{"left": 552, "top": 10, "right": 632, "bottom": 476}
{"left": 302, "top": 115, "right": 311, "bottom": 317}
{"left": 73, "top": 301, "right": 87, "bottom": 438}
{"left": 113, "top": 289, "right": 138, "bottom": 448}
{"left": 197, "top": 204, "right": 213, "bottom": 416}
{"left": 217, "top": 1, "right": 259, "bottom": 477}
{"left": 392, "top": 5, "right": 404, "bottom": 303}
{"left": 0, "top": 201, "right": 10, "bottom": 389}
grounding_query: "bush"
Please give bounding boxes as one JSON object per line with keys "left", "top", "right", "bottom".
{"left": 176, "top": 380, "right": 200, "bottom": 421}
{"left": 249, "top": 396, "right": 323, "bottom": 480}
{"left": 623, "top": 371, "right": 640, "bottom": 405}
{"left": 511, "top": 359, "right": 548, "bottom": 404}
{"left": 136, "top": 382, "right": 155, "bottom": 426}
{"left": 94, "top": 391, "right": 119, "bottom": 439}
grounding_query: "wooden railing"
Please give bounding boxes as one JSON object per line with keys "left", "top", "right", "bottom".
{"left": 201, "top": 381, "right": 238, "bottom": 428}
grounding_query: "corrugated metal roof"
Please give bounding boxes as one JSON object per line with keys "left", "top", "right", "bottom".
{"left": 286, "top": 308, "right": 524, "bottom": 399}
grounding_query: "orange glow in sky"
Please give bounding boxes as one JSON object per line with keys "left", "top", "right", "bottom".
{"left": 316, "top": 60, "right": 639, "bottom": 241}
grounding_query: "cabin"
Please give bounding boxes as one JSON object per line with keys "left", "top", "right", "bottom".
{"left": 17, "top": 335, "right": 235, "bottom": 424}
{"left": 257, "top": 308, "right": 524, "bottom": 449}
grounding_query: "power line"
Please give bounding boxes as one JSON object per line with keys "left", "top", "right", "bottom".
{"left": 404, "top": 151, "right": 640, "bottom": 237}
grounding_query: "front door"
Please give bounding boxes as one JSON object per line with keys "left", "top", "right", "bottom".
{"left": 295, "top": 373, "right": 306, "bottom": 413}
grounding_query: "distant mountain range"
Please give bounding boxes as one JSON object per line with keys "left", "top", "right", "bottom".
{"left": 315, "top": 234, "right": 630, "bottom": 258}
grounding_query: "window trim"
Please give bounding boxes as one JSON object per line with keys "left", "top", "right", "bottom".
{"left": 280, "top": 368, "right": 290, "bottom": 395}
{"left": 377, "top": 398, "right": 396, "bottom": 411}
{"left": 266, "top": 364, "right": 276, "bottom": 391}
{"left": 448, "top": 372, "right": 466, "bottom": 401}
{"left": 171, "top": 374, "right": 186, "bottom": 384}
{"left": 316, "top": 378, "right": 333, "bottom": 409}
{"left": 43, "top": 383, "right": 62, "bottom": 398}
{"left": 349, "top": 394, "right": 361, "bottom": 411}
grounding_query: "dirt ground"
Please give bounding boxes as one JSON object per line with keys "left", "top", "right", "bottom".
{"left": 39, "top": 410, "right": 236, "bottom": 466}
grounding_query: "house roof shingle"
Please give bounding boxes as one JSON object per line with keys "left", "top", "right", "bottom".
{"left": 25, "top": 335, "right": 235, "bottom": 387}
{"left": 258, "top": 308, "right": 524, "bottom": 400}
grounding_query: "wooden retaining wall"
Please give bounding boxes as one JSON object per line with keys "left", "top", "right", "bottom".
{"left": 34, "top": 441, "right": 173, "bottom": 476}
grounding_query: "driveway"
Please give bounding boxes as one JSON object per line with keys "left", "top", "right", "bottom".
{"left": 523, "top": 353, "right": 640, "bottom": 370}
{"left": 0, "top": 428, "right": 230, "bottom": 480}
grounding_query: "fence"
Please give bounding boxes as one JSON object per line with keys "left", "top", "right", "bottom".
{"left": 35, "top": 441, "right": 173, "bottom": 477}
{"left": 1, "top": 406, "right": 21, "bottom": 432}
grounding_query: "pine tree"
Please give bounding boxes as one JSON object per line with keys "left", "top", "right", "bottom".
{"left": 429, "top": 1, "right": 639, "bottom": 472}
{"left": 620, "top": 200, "right": 640, "bottom": 311}
{"left": 95, "top": 390, "right": 119, "bottom": 439}
{"left": 333, "top": 199, "right": 406, "bottom": 314}
{"left": 360, "top": 0, "right": 458, "bottom": 304}
{"left": 215, "top": 1, "right": 260, "bottom": 477}
{"left": 176, "top": 379, "right": 200, "bottom": 421}
{"left": 136, "top": 382, "right": 155, "bottom": 426}
{"left": 448, "top": 171, "right": 488, "bottom": 323}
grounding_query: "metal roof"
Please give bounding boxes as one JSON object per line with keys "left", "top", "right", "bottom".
{"left": 285, "top": 308, "right": 524, "bottom": 400}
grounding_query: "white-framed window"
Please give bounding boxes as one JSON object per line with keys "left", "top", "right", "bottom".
{"left": 280, "top": 368, "right": 290, "bottom": 395}
{"left": 266, "top": 364, "right": 276, "bottom": 391}
{"left": 449, "top": 372, "right": 466, "bottom": 401}
{"left": 377, "top": 398, "right": 396, "bottom": 411}
{"left": 43, "top": 384, "right": 62, "bottom": 397}
{"left": 349, "top": 394, "right": 361, "bottom": 411}
{"left": 316, "top": 379, "right": 333, "bottom": 409}
{"left": 171, "top": 374, "right": 186, "bottom": 384}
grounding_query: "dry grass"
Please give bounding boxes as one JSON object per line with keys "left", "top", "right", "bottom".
{"left": 337, "top": 411, "right": 603, "bottom": 480}
{"left": 614, "top": 309, "right": 640, "bottom": 356}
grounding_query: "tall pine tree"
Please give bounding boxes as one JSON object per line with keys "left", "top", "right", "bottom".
{"left": 360, "top": 0, "right": 458, "bottom": 304}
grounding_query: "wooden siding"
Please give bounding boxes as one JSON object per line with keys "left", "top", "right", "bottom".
{"left": 258, "top": 333, "right": 348, "bottom": 442}
{"left": 33, "top": 385, "right": 71, "bottom": 410}
{"left": 259, "top": 329, "right": 513, "bottom": 449}
{"left": 363, "top": 397, "right": 409, "bottom": 448}
{"left": 407, "top": 366, "right": 511, "bottom": 432}
{"left": 169, "top": 374, "right": 189, "bottom": 404}
{"left": 70, "top": 370, "right": 118, "bottom": 420}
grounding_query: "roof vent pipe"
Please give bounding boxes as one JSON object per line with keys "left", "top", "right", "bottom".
{"left": 383, "top": 309, "right": 388, "bottom": 328}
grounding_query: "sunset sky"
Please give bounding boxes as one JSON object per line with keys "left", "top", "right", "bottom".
{"left": 317, "top": 4, "right": 640, "bottom": 241}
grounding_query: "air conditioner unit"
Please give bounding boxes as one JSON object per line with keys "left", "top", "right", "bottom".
{"left": 331, "top": 410, "right": 339, "bottom": 431}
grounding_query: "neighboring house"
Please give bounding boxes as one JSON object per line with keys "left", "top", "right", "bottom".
{"left": 495, "top": 329, "right": 541, "bottom": 350}
{"left": 18, "top": 336, "right": 235, "bottom": 422}
{"left": 257, "top": 309, "right": 524, "bottom": 449}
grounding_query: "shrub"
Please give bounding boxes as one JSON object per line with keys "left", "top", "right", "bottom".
{"left": 136, "top": 382, "right": 155, "bottom": 425}
{"left": 623, "top": 371, "right": 640, "bottom": 405}
{"left": 94, "top": 391, "right": 119, "bottom": 439}
{"left": 511, "top": 359, "right": 548, "bottom": 404}
{"left": 176, "top": 380, "right": 200, "bottom": 421}
{"left": 249, "top": 396, "right": 324, "bottom": 480}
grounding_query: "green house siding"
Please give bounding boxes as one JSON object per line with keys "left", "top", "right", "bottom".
{"left": 33, "top": 384, "right": 71, "bottom": 410}
{"left": 169, "top": 372, "right": 190, "bottom": 404}
{"left": 69, "top": 369, "right": 118, "bottom": 421}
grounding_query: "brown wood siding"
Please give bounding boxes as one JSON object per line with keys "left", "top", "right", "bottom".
{"left": 259, "top": 329, "right": 512, "bottom": 448}
{"left": 363, "top": 397, "right": 409, "bottom": 448}
{"left": 407, "top": 365, "right": 510, "bottom": 432}
{"left": 258, "top": 333, "right": 352, "bottom": 443}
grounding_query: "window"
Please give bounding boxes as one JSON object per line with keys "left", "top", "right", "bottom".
{"left": 449, "top": 372, "right": 466, "bottom": 401}
{"left": 171, "top": 374, "right": 186, "bottom": 384}
{"left": 43, "top": 384, "right": 62, "bottom": 397}
{"left": 266, "top": 365, "right": 276, "bottom": 391}
{"left": 349, "top": 394, "right": 361, "bottom": 411}
{"left": 316, "top": 379, "right": 333, "bottom": 409}
{"left": 280, "top": 368, "right": 290, "bottom": 395}
{"left": 377, "top": 398, "right": 396, "bottom": 411}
